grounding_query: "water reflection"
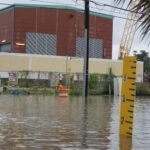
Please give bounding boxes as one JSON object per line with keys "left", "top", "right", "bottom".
{"left": 119, "top": 135, "right": 132, "bottom": 150}
{"left": 81, "top": 97, "right": 88, "bottom": 149}
{"left": 0, "top": 95, "right": 150, "bottom": 149}
{"left": 80, "top": 96, "right": 113, "bottom": 149}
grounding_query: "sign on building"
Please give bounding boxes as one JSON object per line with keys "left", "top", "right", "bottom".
{"left": 8, "top": 72, "right": 18, "bottom": 85}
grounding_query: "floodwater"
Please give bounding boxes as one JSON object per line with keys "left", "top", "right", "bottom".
{"left": 0, "top": 95, "right": 149, "bottom": 150}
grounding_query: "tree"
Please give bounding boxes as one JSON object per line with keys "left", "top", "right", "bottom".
{"left": 133, "top": 50, "right": 150, "bottom": 73}
{"left": 114, "top": 0, "right": 150, "bottom": 41}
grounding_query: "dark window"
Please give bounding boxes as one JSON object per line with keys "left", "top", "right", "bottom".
{"left": 0, "top": 43, "right": 11, "bottom": 53}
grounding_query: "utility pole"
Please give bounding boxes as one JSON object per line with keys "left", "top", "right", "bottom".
{"left": 83, "top": 0, "right": 90, "bottom": 97}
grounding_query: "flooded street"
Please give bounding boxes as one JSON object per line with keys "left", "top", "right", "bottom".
{"left": 0, "top": 95, "right": 150, "bottom": 150}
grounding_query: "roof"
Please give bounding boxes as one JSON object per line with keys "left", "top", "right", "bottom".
{"left": 0, "top": 4, "right": 113, "bottom": 19}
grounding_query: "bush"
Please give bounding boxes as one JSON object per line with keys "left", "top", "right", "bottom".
{"left": 89, "top": 73, "right": 99, "bottom": 89}
{"left": 136, "top": 83, "right": 150, "bottom": 96}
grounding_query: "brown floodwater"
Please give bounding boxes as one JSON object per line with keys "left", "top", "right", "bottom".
{"left": 0, "top": 95, "right": 149, "bottom": 150}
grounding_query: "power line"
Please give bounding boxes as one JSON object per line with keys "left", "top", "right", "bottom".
{"left": 29, "top": 0, "right": 140, "bottom": 21}
{"left": 74, "top": 1, "right": 141, "bottom": 22}
{"left": 0, "top": 0, "right": 140, "bottom": 15}
{"left": 30, "top": 0, "right": 80, "bottom": 7}
{"left": 0, "top": 0, "right": 133, "bottom": 17}
{"left": 72, "top": 1, "right": 129, "bottom": 18}
{"left": 31, "top": 0, "right": 131, "bottom": 20}
{"left": 91, "top": 1, "right": 134, "bottom": 13}
{"left": 94, "top": 6, "right": 141, "bottom": 22}
{"left": 29, "top": 0, "right": 138, "bottom": 14}
{"left": 90, "top": 0, "right": 143, "bottom": 15}
{"left": 0, "top": 1, "right": 141, "bottom": 22}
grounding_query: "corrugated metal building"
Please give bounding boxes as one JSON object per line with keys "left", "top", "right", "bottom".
{"left": 0, "top": 4, "right": 113, "bottom": 59}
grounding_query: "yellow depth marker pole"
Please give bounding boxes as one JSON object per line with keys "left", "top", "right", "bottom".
{"left": 120, "top": 56, "right": 137, "bottom": 137}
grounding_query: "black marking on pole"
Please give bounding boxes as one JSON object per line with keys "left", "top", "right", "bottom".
{"left": 126, "top": 132, "right": 132, "bottom": 135}
{"left": 125, "top": 120, "right": 133, "bottom": 124}
{"left": 126, "top": 99, "right": 134, "bottom": 102}
{"left": 132, "top": 83, "right": 136, "bottom": 86}
{"left": 129, "top": 88, "right": 135, "bottom": 91}
{"left": 131, "top": 94, "right": 135, "bottom": 96}
{"left": 131, "top": 66, "right": 136, "bottom": 69}
{"left": 130, "top": 105, "right": 134, "bottom": 108}
{"left": 128, "top": 110, "right": 133, "bottom": 113}
{"left": 133, "top": 61, "right": 136, "bottom": 63}
{"left": 128, "top": 77, "right": 136, "bottom": 80}
{"left": 129, "top": 127, "right": 132, "bottom": 130}
{"left": 132, "top": 72, "right": 136, "bottom": 74}
{"left": 130, "top": 116, "right": 133, "bottom": 119}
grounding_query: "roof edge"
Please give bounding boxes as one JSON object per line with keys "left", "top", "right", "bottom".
{"left": 0, "top": 3, "right": 113, "bottom": 19}
{"left": 0, "top": 5, "right": 14, "bottom": 13}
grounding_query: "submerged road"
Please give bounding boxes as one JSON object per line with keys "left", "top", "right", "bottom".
{"left": 0, "top": 95, "right": 149, "bottom": 149}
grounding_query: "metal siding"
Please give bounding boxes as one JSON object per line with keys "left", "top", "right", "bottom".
{"left": 89, "top": 15, "right": 96, "bottom": 38}
{"left": 76, "top": 12, "right": 84, "bottom": 37}
{"left": 26, "top": 32, "right": 36, "bottom": 54}
{"left": 37, "top": 33, "right": 46, "bottom": 54}
{"left": 0, "top": 7, "right": 112, "bottom": 58}
{"left": 26, "top": 32, "right": 56, "bottom": 55}
{"left": 90, "top": 39, "right": 103, "bottom": 58}
{"left": 57, "top": 9, "right": 76, "bottom": 56}
{"left": 14, "top": 7, "right": 58, "bottom": 54}
{"left": 47, "top": 34, "right": 57, "bottom": 55}
{"left": 76, "top": 37, "right": 85, "bottom": 57}
{"left": 13, "top": 7, "right": 36, "bottom": 53}
{"left": 0, "top": 10, "right": 13, "bottom": 49}
{"left": 100, "top": 18, "right": 113, "bottom": 59}
{"left": 76, "top": 37, "right": 103, "bottom": 58}
{"left": 36, "top": 8, "right": 57, "bottom": 34}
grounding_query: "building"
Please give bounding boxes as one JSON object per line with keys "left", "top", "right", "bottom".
{"left": 0, "top": 4, "right": 113, "bottom": 59}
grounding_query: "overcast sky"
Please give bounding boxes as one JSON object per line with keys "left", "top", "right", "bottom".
{"left": 0, "top": 0, "right": 149, "bottom": 59}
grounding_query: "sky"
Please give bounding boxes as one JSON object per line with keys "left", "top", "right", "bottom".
{"left": 0, "top": 0, "right": 149, "bottom": 59}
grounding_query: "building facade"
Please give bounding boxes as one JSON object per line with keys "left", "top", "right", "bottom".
{"left": 0, "top": 4, "right": 113, "bottom": 59}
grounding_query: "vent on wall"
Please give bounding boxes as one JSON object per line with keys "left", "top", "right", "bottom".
{"left": 26, "top": 32, "right": 57, "bottom": 55}
{"left": 76, "top": 37, "right": 103, "bottom": 58}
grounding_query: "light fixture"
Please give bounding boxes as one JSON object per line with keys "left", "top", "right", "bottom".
{"left": 16, "top": 43, "right": 25, "bottom": 46}
{"left": 1, "top": 40, "right": 6, "bottom": 43}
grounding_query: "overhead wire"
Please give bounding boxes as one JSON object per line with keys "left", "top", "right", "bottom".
{"left": 30, "top": 0, "right": 140, "bottom": 21}
{"left": 76, "top": 0, "right": 139, "bottom": 13}
{"left": 0, "top": 0, "right": 139, "bottom": 15}
{"left": 0, "top": 0, "right": 141, "bottom": 22}
{"left": 30, "top": 0, "right": 82, "bottom": 8}
{"left": 90, "top": 0, "right": 143, "bottom": 15}
{"left": 81, "top": 1, "right": 141, "bottom": 22}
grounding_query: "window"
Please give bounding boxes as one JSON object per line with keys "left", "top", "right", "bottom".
{"left": 0, "top": 43, "right": 11, "bottom": 53}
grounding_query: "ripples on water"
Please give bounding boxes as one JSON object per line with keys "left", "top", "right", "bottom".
{"left": 0, "top": 95, "right": 150, "bottom": 149}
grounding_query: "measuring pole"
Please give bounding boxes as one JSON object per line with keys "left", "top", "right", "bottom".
{"left": 83, "top": 0, "right": 90, "bottom": 97}
{"left": 120, "top": 56, "right": 137, "bottom": 136}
